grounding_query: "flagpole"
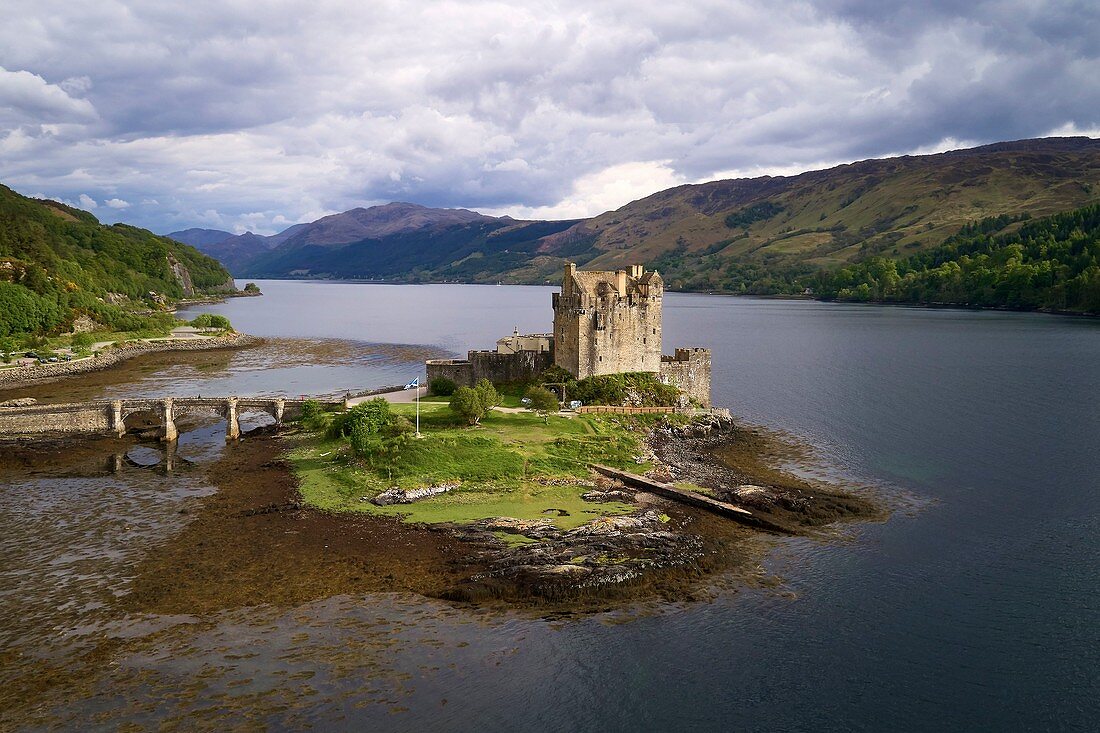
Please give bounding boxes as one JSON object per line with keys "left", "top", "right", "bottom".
{"left": 415, "top": 376, "right": 421, "bottom": 438}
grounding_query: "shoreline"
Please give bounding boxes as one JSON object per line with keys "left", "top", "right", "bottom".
{"left": 238, "top": 276, "right": 1100, "bottom": 319}
{"left": 0, "top": 406, "right": 884, "bottom": 616}
{"left": 108, "top": 413, "right": 881, "bottom": 614}
{"left": 0, "top": 332, "right": 263, "bottom": 392}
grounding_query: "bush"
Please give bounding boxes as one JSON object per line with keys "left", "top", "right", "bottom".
{"left": 243, "top": 282, "right": 261, "bottom": 293}
{"left": 430, "top": 376, "right": 457, "bottom": 396}
{"left": 299, "top": 399, "right": 327, "bottom": 431}
{"left": 567, "top": 372, "right": 681, "bottom": 407}
{"left": 70, "top": 332, "right": 95, "bottom": 349}
{"left": 330, "top": 398, "right": 413, "bottom": 462}
{"left": 449, "top": 387, "right": 485, "bottom": 426}
{"left": 474, "top": 378, "right": 502, "bottom": 412}
{"left": 449, "top": 379, "right": 503, "bottom": 426}
{"left": 524, "top": 386, "right": 559, "bottom": 423}
{"left": 189, "top": 313, "right": 233, "bottom": 330}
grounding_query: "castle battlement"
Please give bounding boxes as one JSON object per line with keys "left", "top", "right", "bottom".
{"left": 426, "top": 261, "right": 710, "bottom": 407}
{"left": 659, "top": 348, "right": 712, "bottom": 407}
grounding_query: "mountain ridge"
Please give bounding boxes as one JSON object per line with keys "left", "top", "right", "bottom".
{"left": 172, "top": 137, "right": 1100, "bottom": 293}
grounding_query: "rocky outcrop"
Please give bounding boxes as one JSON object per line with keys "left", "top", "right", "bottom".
{"left": 371, "top": 483, "right": 458, "bottom": 506}
{"left": 447, "top": 508, "right": 703, "bottom": 601}
{"left": 166, "top": 253, "right": 196, "bottom": 296}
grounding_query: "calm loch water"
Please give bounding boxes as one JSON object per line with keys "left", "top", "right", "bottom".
{"left": 2, "top": 280, "right": 1098, "bottom": 731}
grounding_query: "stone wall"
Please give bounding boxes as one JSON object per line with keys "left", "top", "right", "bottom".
{"left": 659, "top": 348, "right": 712, "bottom": 408}
{"left": 0, "top": 402, "right": 114, "bottom": 435}
{"left": 0, "top": 333, "right": 260, "bottom": 391}
{"left": 427, "top": 349, "right": 554, "bottom": 388}
{"left": 575, "top": 405, "right": 675, "bottom": 414}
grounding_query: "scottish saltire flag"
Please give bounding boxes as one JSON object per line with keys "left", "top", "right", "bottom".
{"left": 403, "top": 377, "right": 420, "bottom": 390}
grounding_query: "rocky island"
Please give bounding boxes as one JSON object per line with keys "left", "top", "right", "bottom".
{"left": 246, "top": 263, "right": 881, "bottom": 607}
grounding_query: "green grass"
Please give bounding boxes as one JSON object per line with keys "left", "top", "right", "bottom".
{"left": 288, "top": 402, "right": 653, "bottom": 528}
{"left": 367, "top": 484, "right": 632, "bottom": 529}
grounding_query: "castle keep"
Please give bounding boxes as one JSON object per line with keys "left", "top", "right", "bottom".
{"left": 552, "top": 263, "right": 662, "bottom": 378}
{"left": 426, "top": 263, "right": 710, "bottom": 406}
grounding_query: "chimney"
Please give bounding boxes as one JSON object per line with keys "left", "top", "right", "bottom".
{"left": 563, "top": 262, "right": 576, "bottom": 295}
{"left": 615, "top": 269, "right": 627, "bottom": 296}
{"left": 629, "top": 264, "right": 643, "bottom": 278}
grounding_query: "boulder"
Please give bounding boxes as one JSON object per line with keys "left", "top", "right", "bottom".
{"left": 371, "top": 483, "right": 457, "bottom": 506}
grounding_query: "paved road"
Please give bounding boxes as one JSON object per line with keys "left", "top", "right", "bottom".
{"left": 347, "top": 386, "right": 427, "bottom": 407}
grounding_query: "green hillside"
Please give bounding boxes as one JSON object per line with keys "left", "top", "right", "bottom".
{"left": 0, "top": 184, "right": 236, "bottom": 337}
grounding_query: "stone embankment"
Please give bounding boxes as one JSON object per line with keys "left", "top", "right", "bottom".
{"left": 0, "top": 333, "right": 262, "bottom": 390}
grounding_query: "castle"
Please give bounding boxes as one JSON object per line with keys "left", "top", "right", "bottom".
{"left": 426, "top": 263, "right": 710, "bottom": 406}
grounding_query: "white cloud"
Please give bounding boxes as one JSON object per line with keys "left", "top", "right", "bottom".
{"left": 77, "top": 193, "right": 97, "bottom": 209}
{"left": 0, "top": 0, "right": 1095, "bottom": 234}
{"left": 484, "top": 161, "right": 687, "bottom": 220}
{"left": 0, "top": 66, "right": 97, "bottom": 126}
{"left": 104, "top": 197, "right": 130, "bottom": 208}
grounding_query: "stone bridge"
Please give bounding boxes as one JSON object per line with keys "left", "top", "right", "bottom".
{"left": 0, "top": 396, "right": 340, "bottom": 442}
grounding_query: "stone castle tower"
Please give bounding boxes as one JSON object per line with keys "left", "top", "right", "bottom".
{"left": 552, "top": 262, "right": 663, "bottom": 378}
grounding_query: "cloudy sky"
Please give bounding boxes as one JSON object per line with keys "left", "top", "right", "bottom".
{"left": 1, "top": 0, "right": 1097, "bottom": 235}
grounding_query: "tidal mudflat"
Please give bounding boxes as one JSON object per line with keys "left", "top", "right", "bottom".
{"left": 2, "top": 283, "right": 1097, "bottom": 730}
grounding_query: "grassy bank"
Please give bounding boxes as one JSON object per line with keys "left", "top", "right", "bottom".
{"left": 288, "top": 401, "right": 681, "bottom": 529}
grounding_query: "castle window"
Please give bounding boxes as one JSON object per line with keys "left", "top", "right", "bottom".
{"left": 643, "top": 337, "right": 646, "bottom": 344}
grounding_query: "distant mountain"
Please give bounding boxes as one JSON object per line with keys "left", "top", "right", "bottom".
{"left": 228, "top": 203, "right": 580, "bottom": 279}
{"left": 0, "top": 185, "right": 236, "bottom": 337}
{"left": 189, "top": 137, "right": 1100, "bottom": 294}
{"left": 167, "top": 228, "right": 234, "bottom": 247}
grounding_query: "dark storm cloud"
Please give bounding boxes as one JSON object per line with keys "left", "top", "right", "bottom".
{"left": 0, "top": 0, "right": 1096, "bottom": 233}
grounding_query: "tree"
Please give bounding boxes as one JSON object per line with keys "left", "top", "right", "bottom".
{"left": 70, "top": 332, "right": 95, "bottom": 350}
{"left": 524, "top": 386, "right": 559, "bottom": 423}
{"left": 190, "top": 313, "right": 232, "bottom": 330}
{"left": 338, "top": 398, "right": 411, "bottom": 461}
{"left": 474, "top": 379, "right": 502, "bottom": 412}
{"left": 0, "top": 335, "right": 15, "bottom": 362}
{"left": 243, "top": 282, "right": 261, "bottom": 294}
{"left": 450, "top": 386, "right": 487, "bottom": 425}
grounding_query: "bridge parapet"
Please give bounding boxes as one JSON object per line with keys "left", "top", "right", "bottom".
{"left": 1, "top": 394, "right": 321, "bottom": 440}
{"left": 0, "top": 395, "right": 339, "bottom": 441}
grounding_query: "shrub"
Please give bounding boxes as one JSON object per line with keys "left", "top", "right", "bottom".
{"left": 70, "top": 332, "right": 95, "bottom": 349}
{"left": 332, "top": 398, "right": 412, "bottom": 462}
{"left": 474, "top": 379, "right": 502, "bottom": 412}
{"left": 430, "top": 376, "right": 457, "bottom": 396}
{"left": 243, "top": 282, "right": 261, "bottom": 293}
{"left": 189, "top": 313, "right": 233, "bottom": 330}
{"left": 524, "top": 386, "right": 559, "bottom": 423}
{"left": 299, "top": 399, "right": 327, "bottom": 431}
{"left": 449, "top": 379, "right": 503, "bottom": 426}
{"left": 449, "top": 387, "right": 485, "bottom": 426}
{"left": 567, "top": 372, "right": 681, "bottom": 407}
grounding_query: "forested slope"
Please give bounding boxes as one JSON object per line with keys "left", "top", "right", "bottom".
{"left": 806, "top": 204, "right": 1100, "bottom": 313}
{"left": 0, "top": 184, "right": 235, "bottom": 337}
